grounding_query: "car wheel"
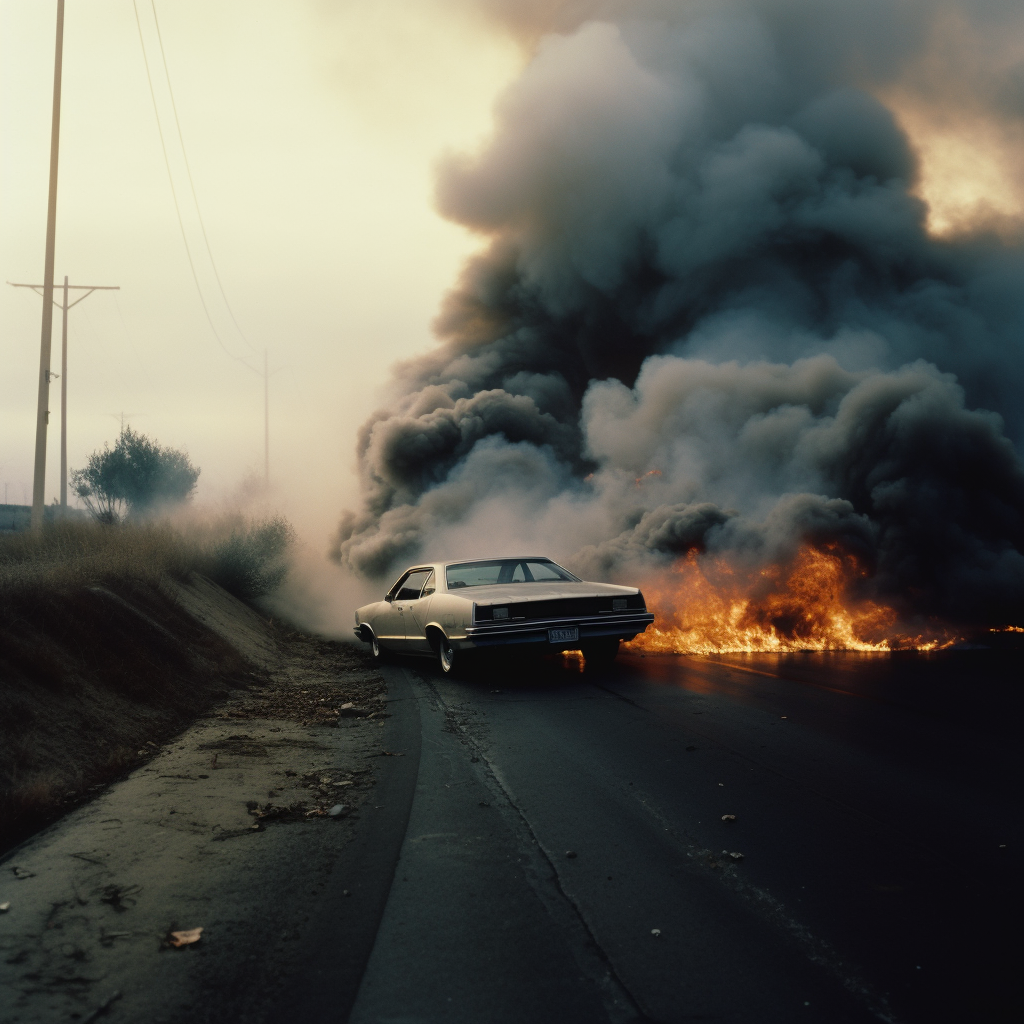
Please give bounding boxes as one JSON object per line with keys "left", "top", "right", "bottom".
{"left": 439, "top": 637, "right": 457, "bottom": 675}
{"left": 371, "top": 636, "right": 385, "bottom": 661}
{"left": 581, "top": 638, "right": 619, "bottom": 669}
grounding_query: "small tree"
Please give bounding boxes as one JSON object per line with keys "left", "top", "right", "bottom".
{"left": 71, "top": 427, "right": 200, "bottom": 523}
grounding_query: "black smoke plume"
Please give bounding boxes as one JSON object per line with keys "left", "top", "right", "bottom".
{"left": 333, "top": 0, "right": 1024, "bottom": 629}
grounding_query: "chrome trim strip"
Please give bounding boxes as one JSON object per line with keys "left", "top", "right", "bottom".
{"left": 466, "top": 612, "right": 654, "bottom": 637}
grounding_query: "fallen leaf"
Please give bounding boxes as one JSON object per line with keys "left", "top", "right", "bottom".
{"left": 167, "top": 927, "right": 203, "bottom": 948}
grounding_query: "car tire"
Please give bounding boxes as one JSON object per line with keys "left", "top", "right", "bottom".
{"left": 439, "top": 636, "right": 457, "bottom": 675}
{"left": 581, "top": 638, "right": 619, "bottom": 669}
{"left": 371, "top": 635, "right": 386, "bottom": 662}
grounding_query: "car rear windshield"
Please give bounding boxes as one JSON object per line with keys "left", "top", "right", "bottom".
{"left": 445, "top": 559, "right": 580, "bottom": 589}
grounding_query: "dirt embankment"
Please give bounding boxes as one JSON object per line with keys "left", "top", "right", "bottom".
{"left": 0, "top": 573, "right": 380, "bottom": 854}
{"left": 0, "top": 591, "right": 392, "bottom": 1024}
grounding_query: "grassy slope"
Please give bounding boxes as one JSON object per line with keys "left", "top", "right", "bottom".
{"left": 0, "top": 518, "right": 290, "bottom": 852}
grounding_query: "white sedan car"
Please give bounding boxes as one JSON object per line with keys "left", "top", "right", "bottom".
{"left": 354, "top": 556, "right": 654, "bottom": 674}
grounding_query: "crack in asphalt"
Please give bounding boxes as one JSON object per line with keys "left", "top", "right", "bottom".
{"left": 415, "top": 668, "right": 666, "bottom": 1024}
{"left": 417, "top": 667, "right": 902, "bottom": 1024}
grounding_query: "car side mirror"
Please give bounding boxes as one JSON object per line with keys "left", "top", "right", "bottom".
{"left": 384, "top": 593, "right": 393, "bottom": 603}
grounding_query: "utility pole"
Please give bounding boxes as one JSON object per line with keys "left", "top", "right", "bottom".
{"left": 268, "top": 346, "right": 272, "bottom": 485}
{"left": 10, "top": 278, "right": 120, "bottom": 512}
{"left": 30, "top": 0, "right": 65, "bottom": 531}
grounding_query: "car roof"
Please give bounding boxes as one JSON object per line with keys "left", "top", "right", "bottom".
{"left": 442, "top": 556, "right": 554, "bottom": 567}
{"left": 392, "top": 557, "right": 561, "bottom": 579}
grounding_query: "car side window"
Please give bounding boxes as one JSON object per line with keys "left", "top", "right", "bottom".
{"left": 397, "top": 569, "right": 431, "bottom": 601}
{"left": 387, "top": 572, "right": 411, "bottom": 601}
{"left": 512, "top": 563, "right": 526, "bottom": 582}
{"left": 526, "top": 561, "right": 564, "bottom": 581}
{"left": 420, "top": 571, "right": 435, "bottom": 597}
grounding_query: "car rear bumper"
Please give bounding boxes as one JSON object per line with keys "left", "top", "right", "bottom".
{"left": 457, "top": 612, "right": 655, "bottom": 651}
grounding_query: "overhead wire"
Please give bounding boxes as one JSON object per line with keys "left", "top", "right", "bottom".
{"left": 149, "top": 0, "right": 258, "bottom": 357}
{"left": 132, "top": 0, "right": 257, "bottom": 373}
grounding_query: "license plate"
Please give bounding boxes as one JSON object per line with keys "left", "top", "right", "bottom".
{"left": 548, "top": 627, "right": 578, "bottom": 643}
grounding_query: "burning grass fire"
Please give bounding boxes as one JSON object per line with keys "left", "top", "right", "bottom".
{"left": 627, "top": 547, "right": 957, "bottom": 655}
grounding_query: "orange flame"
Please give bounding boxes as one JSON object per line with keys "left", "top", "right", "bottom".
{"left": 628, "top": 546, "right": 956, "bottom": 654}
{"left": 635, "top": 469, "right": 662, "bottom": 488}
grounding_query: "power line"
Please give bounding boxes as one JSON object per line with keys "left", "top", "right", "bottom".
{"left": 132, "top": 0, "right": 255, "bottom": 372}
{"left": 149, "top": 0, "right": 258, "bottom": 356}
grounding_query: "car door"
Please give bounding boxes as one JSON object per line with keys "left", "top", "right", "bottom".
{"left": 391, "top": 569, "right": 433, "bottom": 651}
{"left": 405, "top": 570, "right": 437, "bottom": 652}
{"left": 375, "top": 570, "right": 414, "bottom": 648}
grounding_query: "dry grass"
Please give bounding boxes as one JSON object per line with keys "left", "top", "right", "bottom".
{"left": 0, "top": 514, "right": 293, "bottom": 852}
{"left": 0, "top": 513, "right": 293, "bottom": 604}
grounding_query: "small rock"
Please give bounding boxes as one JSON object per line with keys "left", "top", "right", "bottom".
{"left": 0, "top": 902, "right": 10, "bottom": 913}
{"left": 12, "top": 867, "right": 34, "bottom": 880}
{"left": 721, "top": 814, "right": 736, "bottom": 822}
{"left": 651, "top": 928, "right": 661, "bottom": 937}
{"left": 565, "top": 850, "right": 577, "bottom": 859}
{"left": 343, "top": 889, "right": 351, "bottom": 897}
{"left": 727, "top": 851, "right": 744, "bottom": 861}
{"left": 328, "top": 804, "right": 349, "bottom": 818}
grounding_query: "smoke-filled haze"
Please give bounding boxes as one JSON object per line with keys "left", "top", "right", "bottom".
{"left": 335, "top": 0, "right": 1024, "bottom": 632}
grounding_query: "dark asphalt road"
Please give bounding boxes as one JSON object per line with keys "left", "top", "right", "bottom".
{"left": 340, "top": 649, "right": 1020, "bottom": 1024}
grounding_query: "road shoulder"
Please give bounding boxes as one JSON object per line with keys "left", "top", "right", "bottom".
{"left": 0, "top": 634, "right": 417, "bottom": 1024}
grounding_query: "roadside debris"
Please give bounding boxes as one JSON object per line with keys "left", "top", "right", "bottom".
{"left": 721, "top": 814, "right": 736, "bottom": 822}
{"left": 0, "top": 902, "right": 10, "bottom": 912}
{"left": 100, "top": 884, "right": 141, "bottom": 911}
{"left": 166, "top": 926, "right": 203, "bottom": 948}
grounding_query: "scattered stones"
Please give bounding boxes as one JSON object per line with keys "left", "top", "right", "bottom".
{"left": 722, "top": 814, "right": 736, "bottom": 822}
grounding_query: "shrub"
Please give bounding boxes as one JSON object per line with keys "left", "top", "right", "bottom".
{"left": 72, "top": 427, "right": 200, "bottom": 523}
{"left": 200, "top": 516, "right": 296, "bottom": 602}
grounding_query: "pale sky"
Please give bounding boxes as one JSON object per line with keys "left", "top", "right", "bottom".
{"left": 0, "top": 0, "right": 521, "bottom": 539}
